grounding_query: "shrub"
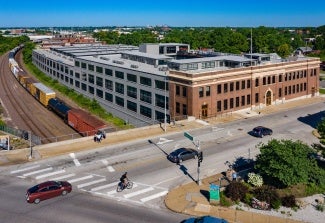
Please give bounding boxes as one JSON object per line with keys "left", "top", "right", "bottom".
{"left": 225, "top": 181, "right": 249, "bottom": 201}
{"left": 247, "top": 172, "right": 263, "bottom": 187}
{"left": 253, "top": 185, "right": 281, "bottom": 209}
{"left": 243, "top": 192, "right": 254, "bottom": 204}
{"left": 281, "top": 195, "right": 297, "bottom": 208}
{"left": 316, "top": 203, "right": 324, "bottom": 212}
{"left": 220, "top": 191, "right": 233, "bottom": 207}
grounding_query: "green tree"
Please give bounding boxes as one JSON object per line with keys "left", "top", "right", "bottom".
{"left": 277, "top": 43, "right": 291, "bottom": 58}
{"left": 255, "top": 139, "right": 322, "bottom": 187}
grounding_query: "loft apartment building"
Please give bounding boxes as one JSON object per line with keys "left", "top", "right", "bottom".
{"left": 32, "top": 43, "right": 320, "bottom": 127}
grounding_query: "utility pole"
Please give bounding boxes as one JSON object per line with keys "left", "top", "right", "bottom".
{"left": 197, "top": 140, "right": 202, "bottom": 185}
{"left": 28, "top": 131, "right": 32, "bottom": 160}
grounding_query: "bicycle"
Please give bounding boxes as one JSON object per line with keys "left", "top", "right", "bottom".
{"left": 116, "top": 181, "right": 133, "bottom": 192}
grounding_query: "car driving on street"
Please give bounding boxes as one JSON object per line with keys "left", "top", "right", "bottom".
{"left": 26, "top": 181, "right": 72, "bottom": 204}
{"left": 167, "top": 147, "right": 198, "bottom": 163}
{"left": 251, "top": 126, "right": 273, "bottom": 138}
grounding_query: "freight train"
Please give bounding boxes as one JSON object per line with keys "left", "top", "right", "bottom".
{"left": 8, "top": 45, "right": 107, "bottom": 137}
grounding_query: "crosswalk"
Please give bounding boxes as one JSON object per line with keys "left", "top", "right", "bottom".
{"left": 9, "top": 164, "right": 169, "bottom": 206}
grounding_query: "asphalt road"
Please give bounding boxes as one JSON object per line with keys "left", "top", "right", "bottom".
{"left": 0, "top": 101, "right": 324, "bottom": 222}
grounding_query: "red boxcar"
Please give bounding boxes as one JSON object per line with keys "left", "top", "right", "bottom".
{"left": 67, "top": 108, "right": 107, "bottom": 136}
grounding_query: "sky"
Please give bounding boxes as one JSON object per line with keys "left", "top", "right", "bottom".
{"left": 0, "top": 0, "right": 324, "bottom": 28}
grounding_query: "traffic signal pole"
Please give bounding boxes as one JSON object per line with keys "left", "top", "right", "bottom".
{"left": 196, "top": 140, "right": 202, "bottom": 185}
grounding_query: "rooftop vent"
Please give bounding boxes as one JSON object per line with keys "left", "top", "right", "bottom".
{"left": 131, "top": 64, "right": 138, "bottom": 69}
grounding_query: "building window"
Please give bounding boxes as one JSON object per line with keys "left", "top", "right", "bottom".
{"left": 127, "top": 73, "right": 137, "bottom": 82}
{"left": 127, "top": 86, "right": 137, "bottom": 99}
{"left": 115, "top": 82, "right": 124, "bottom": 95}
{"left": 247, "top": 94, "right": 251, "bottom": 105}
{"left": 140, "top": 89, "right": 152, "bottom": 104}
{"left": 230, "top": 98, "right": 234, "bottom": 109}
{"left": 81, "top": 62, "right": 87, "bottom": 69}
{"left": 75, "top": 61, "right": 80, "bottom": 67}
{"left": 224, "top": 83, "right": 228, "bottom": 93}
{"left": 242, "top": 80, "right": 246, "bottom": 89}
{"left": 155, "top": 94, "right": 168, "bottom": 109}
{"left": 255, "top": 78, "right": 259, "bottom": 87}
{"left": 199, "top": 87, "right": 204, "bottom": 97}
{"left": 279, "top": 74, "right": 282, "bottom": 82}
{"left": 105, "top": 92, "right": 113, "bottom": 102}
{"left": 206, "top": 86, "right": 210, "bottom": 96}
{"left": 140, "top": 105, "right": 151, "bottom": 118}
{"left": 105, "top": 79, "right": 113, "bottom": 91}
{"left": 263, "top": 77, "right": 266, "bottom": 85}
{"left": 88, "top": 74, "right": 94, "bottom": 84}
{"left": 230, "top": 82, "right": 234, "bottom": 91}
{"left": 96, "top": 77, "right": 103, "bottom": 87}
{"left": 241, "top": 96, "right": 245, "bottom": 106}
{"left": 176, "top": 85, "right": 180, "bottom": 95}
{"left": 75, "top": 72, "right": 80, "bottom": 79}
{"left": 115, "top": 71, "right": 124, "bottom": 79}
{"left": 223, "top": 99, "right": 228, "bottom": 110}
{"left": 81, "top": 83, "right": 87, "bottom": 91}
{"left": 176, "top": 102, "right": 180, "bottom": 113}
{"left": 268, "top": 76, "right": 271, "bottom": 84}
{"left": 140, "top": 76, "right": 152, "bottom": 87}
{"left": 127, "top": 100, "right": 137, "bottom": 112}
{"left": 236, "top": 81, "right": 240, "bottom": 90}
{"left": 155, "top": 111, "right": 165, "bottom": 122}
{"left": 115, "top": 96, "right": 124, "bottom": 107}
{"left": 182, "top": 104, "right": 187, "bottom": 115}
{"left": 217, "top": 84, "right": 222, "bottom": 94}
{"left": 96, "top": 89, "right": 103, "bottom": 98}
{"left": 279, "top": 88, "right": 282, "bottom": 97}
{"left": 236, "top": 97, "right": 240, "bottom": 107}
{"left": 96, "top": 66, "right": 103, "bottom": 74}
{"left": 105, "top": 69, "right": 113, "bottom": 76}
{"left": 88, "top": 64, "right": 94, "bottom": 71}
{"left": 304, "top": 83, "right": 307, "bottom": 91}
{"left": 155, "top": 80, "right": 168, "bottom": 90}
{"left": 182, "top": 87, "right": 187, "bottom": 97}
{"left": 75, "top": 80, "right": 80, "bottom": 88}
{"left": 217, "top": 101, "right": 221, "bottom": 112}
{"left": 247, "top": 80, "right": 251, "bottom": 88}
{"left": 89, "top": 86, "right": 94, "bottom": 95}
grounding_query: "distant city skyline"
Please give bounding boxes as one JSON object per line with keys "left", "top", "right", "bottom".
{"left": 1, "top": 0, "right": 324, "bottom": 28}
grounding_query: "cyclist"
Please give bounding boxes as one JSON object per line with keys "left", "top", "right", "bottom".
{"left": 120, "top": 172, "right": 129, "bottom": 188}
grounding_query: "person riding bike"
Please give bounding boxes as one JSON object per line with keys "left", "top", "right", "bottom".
{"left": 120, "top": 172, "right": 129, "bottom": 188}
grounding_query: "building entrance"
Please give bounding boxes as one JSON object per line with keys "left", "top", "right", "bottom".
{"left": 201, "top": 104, "right": 208, "bottom": 118}
{"left": 266, "top": 91, "right": 272, "bottom": 106}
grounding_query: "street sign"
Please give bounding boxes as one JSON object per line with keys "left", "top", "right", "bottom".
{"left": 184, "top": 132, "right": 194, "bottom": 141}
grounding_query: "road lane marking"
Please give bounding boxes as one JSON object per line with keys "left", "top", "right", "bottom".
{"left": 70, "top": 153, "right": 81, "bottom": 166}
{"left": 69, "top": 175, "right": 93, "bottom": 183}
{"left": 35, "top": 169, "right": 66, "bottom": 179}
{"left": 77, "top": 178, "right": 106, "bottom": 188}
{"left": 107, "top": 166, "right": 115, "bottom": 172}
{"left": 10, "top": 165, "right": 40, "bottom": 174}
{"left": 123, "top": 187, "right": 154, "bottom": 199}
{"left": 22, "top": 167, "right": 53, "bottom": 177}
{"left": 140, "top": 191, "right": 168, "bottom": 202}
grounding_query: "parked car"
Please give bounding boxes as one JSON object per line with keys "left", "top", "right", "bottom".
{"left": 26, "top": 181, "right": 72, "bottom": 204}
{"left": 167, "top": 148, "right": 198, "bottom": 163}
{"left": 181, "top": 215, "right": 228, "bottom": 223}
{"left": 251, "top": 126, "right": 273, "bottom": 138}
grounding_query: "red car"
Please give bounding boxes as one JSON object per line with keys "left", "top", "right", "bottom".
{"left": 26, "top": 181, "right": 72, "bottom": 204}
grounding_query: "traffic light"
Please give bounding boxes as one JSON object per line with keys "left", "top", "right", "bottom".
{"left": 198, "top": 151, "right": 203, "bottom": 163}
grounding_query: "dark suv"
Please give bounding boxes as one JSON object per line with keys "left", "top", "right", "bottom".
{"left": 252, "top": 126, "right": 273, "bottom": 138}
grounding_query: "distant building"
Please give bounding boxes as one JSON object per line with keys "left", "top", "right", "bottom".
{"left": 295, "top": 46, "right": 313, "bottom": 56}
{"left": 32, "top": 43, "right": 320, "bottom": 126}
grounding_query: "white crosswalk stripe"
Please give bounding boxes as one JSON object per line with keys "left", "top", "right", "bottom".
{"left": 10, "top": 165, "right": 40, "bottom": 174}
{"left": 52, "top": 173, "right": 76, "bottom": 181}
{"left": 22, "top": 167, "right": 53, "bottom": 177}
{"left": 77, "top": 178, "right": 106, "bottom": 188}
{"left": 123, "top": 187, "right": 154, "bottom": 199}
{"left": 68, "top": 175, "right": 93, "bottom": 183}
{"left": 91, "top": 182, "right": 118, "bottom": 192}
{"left": 140, "top": 191, "right": 168, "bottom": 202}
{"left": 35, "top": 169, "right": 66, "bottom": 179}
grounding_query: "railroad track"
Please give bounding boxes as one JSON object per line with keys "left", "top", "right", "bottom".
{"left": 0, "top": 52, "right": 79, "bottom": 144}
